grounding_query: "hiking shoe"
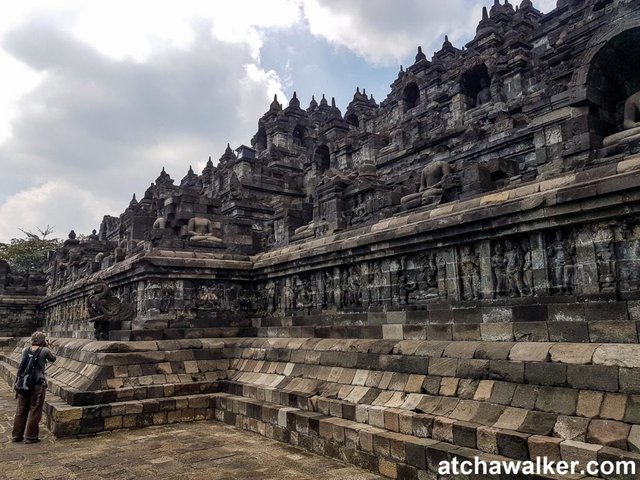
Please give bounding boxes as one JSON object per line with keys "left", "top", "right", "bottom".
{"left": 11, "top": 437, "right": 23, "bottom": 442}
{"left": 24, "top": 438, "right": 40, "bottom": 444}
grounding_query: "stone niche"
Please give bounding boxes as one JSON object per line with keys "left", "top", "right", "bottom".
{"left": 460, "top": 64, "right": 492, "bottom": 111}
{"left": 461, "top": 158, "right": 519, "bottom": 198}
{"left": 588, "top": 27, "right": 640, "bottom": 145}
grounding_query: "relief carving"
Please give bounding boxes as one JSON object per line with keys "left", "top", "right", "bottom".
{"left": 460, "top": 245, "right": 480, "bottom": 301}
{"left": 547, "top": 230, "right": 576, "bottom": 295}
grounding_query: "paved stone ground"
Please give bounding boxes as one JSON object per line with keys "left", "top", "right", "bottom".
{"left": 0, "top": 382, "right": 382, "bottom": 480}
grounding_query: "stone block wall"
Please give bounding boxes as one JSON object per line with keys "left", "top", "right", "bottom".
{"left": 30, "top": 156, "right": 640, "bottom": 344}
{"left": 3, "top": 336, "right": 640, "bottom": 478}
{"left": 0, "top": 296, "right": 42, "bottom": 337}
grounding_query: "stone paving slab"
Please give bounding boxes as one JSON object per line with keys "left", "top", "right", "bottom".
{"left": 0, "top": 382, "right": 381, "bottom": 480}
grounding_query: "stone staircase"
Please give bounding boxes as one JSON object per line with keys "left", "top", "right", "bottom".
{"left": 2, "top": 335, "right": 640, "bottom": 478}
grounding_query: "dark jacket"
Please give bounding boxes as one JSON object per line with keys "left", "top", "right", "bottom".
{"left": 18, "top": 346, "right": 56, "bottom": 384}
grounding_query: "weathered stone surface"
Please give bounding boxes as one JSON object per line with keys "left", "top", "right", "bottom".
{"left": 599, "top": 393, "right": 628, "bottom": 421}
{"left": 489, "top": 360, "right": 524, "bottom": 383}
{"left": 620, "top": 368, "right": 640, "bottom": 394}
{"left": 496, "top": 429, "right": 530, "bottom": 460}
{"left": 528, "top": 435, "right": 562, "bottom": 462}
{"left": 560, "top": 440, "right": 602, "bottom": 471}
{"left": 509, "top": 343, "right": 552, "bottom": 362}
{"left": 624, "top": 396, "right": 640, "bottom": 424}
{"left": 589, "top": 321, "right": 638, "bottom": 344}
{"left": 536, "top": 387, "right": 578, "bottom": 416}
{"left": 550, "top": 343, "right": 598, "bottom": 365}
{"left": 566, "top": 365, "right": 619, "bottom": 392}
{"left": 576, "top": 391, "right": 604, "bottom": 418}
{"left": 493, "top": 407, "right": 527, "bottom": 431}
{"left": 629, "top": 425, "right": 640, "bottom": 453}
{"left": 511, "top": 385, "right": 540, "bottom": 410}
{"left": 476, "top": 426, "right": 499, "bottom": 455}
{"left": 587, "top": 419, "right": 630, "bottom": 449}
{"left": 525, "top": 362, "right": 566, "bottom": 386}
{"left": 553, "top": 415, "right": 590, "bottom": 441}
{"left": 593, "top": 345, "right": 640, "bottom": 368}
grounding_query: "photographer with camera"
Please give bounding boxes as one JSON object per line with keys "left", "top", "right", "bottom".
{"left": 11, "top": 331, "right": 56, "bottom": 444}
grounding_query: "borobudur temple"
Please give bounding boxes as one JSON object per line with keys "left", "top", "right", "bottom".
{"left": 3, "top": 0, "right": 640, "bottom": 478}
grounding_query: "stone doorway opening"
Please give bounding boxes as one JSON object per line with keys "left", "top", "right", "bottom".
{"left": 314, "top": 144, "right": 330, "bottom": 173}
{"left": 588, "top": 27, "right": 640, "bottom": 139}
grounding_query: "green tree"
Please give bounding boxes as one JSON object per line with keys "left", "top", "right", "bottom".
{"left": 0, "top": 226, "right": 62, "bottom": 273}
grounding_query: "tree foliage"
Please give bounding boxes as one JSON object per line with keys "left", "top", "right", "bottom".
{"left": 0, "top": 226, "right": 62, "bottom": 273}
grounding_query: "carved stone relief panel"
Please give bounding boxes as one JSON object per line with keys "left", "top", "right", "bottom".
{"left": 546, "top": 229, "right": 578, "bottom": 296}
{"left": 491, "top": 237, "right": 534, "bottom": 298}
{"left": 459, "top": 244, "right": 481, "bottom": 301}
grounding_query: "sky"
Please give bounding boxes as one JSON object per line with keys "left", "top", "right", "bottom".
{"left": 0, "top": 0, "right": 557, "bottom": 243}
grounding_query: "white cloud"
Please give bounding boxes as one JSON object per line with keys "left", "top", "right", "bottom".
{"left": 0, "top": 181, "right": 115, "bottom": 240}
{"left": 301, "top": 0, "right": 558, "bottom": 66}
{"left": 0, "top": 19, "right": 287, "bottom": 241}
{"left": 0, "top": 0, "right": 301, "bottom": 148}
{"left": 0, "top": 51, "right": 41, "bottom": 143}
{"left": 301, "top": 0, "right": 486, "bottom": 66}
{"left": 536, "top": 0, "right": 558, "bottom": 13}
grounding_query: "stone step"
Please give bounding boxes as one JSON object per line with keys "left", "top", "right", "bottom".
{"left": 212, "top": 392, "right": 640, "bottom": 479}
{"left": 1, "top": 356, "right": 222, "bottom": 436}
{"left": 251, "top": 319, "right": 640, "bottom": 343}
{"left": 259, "top": 300, "right": 637, "bottom": 327}
{"left": 3, "top": 336, "right": 640, "bottom": 477}
{"left": 109, "top": 326, "right": 257, "bottom": 341}
{"left": 220, "top": 377, "right": 640, "bottom": 465}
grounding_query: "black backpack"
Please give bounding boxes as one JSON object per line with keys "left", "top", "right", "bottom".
{"left": 14, "top": 347, "right": 43, "bottom": 393}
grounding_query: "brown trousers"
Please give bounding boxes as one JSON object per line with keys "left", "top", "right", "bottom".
{"left": 12, "top": 384, "right": 46, "bottom": 441}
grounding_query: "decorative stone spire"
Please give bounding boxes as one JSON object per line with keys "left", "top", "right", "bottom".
{"left": 309, "top": 95, "right": 318, "bottom": 109}
{"left": 269, "top": 94, "right": 282, "bottom": 112}
{"left": 477, "top": 5, "right": 497, "bottom": 35}
{"left": 288, "top": 91, "right": 301, "bottom": 109}
{"left": 503, "top": 0, "right": 515, "bottom": 15}
{"left": 201, "top": 157, "right": 215, "bottom": 186}
{"left": 490, "top": 0, "right": 502, "bottom": 17}
{"left": 129, "top": 193, "right": 138, "bottom": 207}
{"left": 181, "top": 165, "right": 199, "bottom": 188}
{"left": 155, "top": 167, "right": 174, "bottom": 189}
{"left": 319, "top": 94, "right": 328, "bottom": 107}
{"left": 433, "top": 35, "right": 459, "bottom": 61}
{"left": 202, "top": 156, "right": 214, "bottom": 176}
{"left": 144, "top": 182, "right": 155, "bottom": 199}
{"left": 520, "top": 0, "right": 533, "bottom": 9}
{"left": 415, "top": 45, "right": 427, "bottom": 63}
{"left": 353, "top": 87, "right": 368, "bottom": 101}
{"left": 219, "top": 143, "right": 237, "bottom": 164}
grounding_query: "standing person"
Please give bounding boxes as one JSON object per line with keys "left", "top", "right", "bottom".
{"left": 11, "top": 331, "right": 56, "bottom": 444}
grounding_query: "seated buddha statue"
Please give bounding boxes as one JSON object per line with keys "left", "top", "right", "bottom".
{"left": 400, "top": 159, "right": 452, "bottom": 209}
{"left": 603, "top": 90, "right": 640, "bottom": 147}
{"left": 186, "top": 217, "right": 223, "bottom": 247}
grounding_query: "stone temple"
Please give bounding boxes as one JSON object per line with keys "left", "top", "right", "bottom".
{"left": 3, "top": 0, "right": 640, "bottom": 477}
